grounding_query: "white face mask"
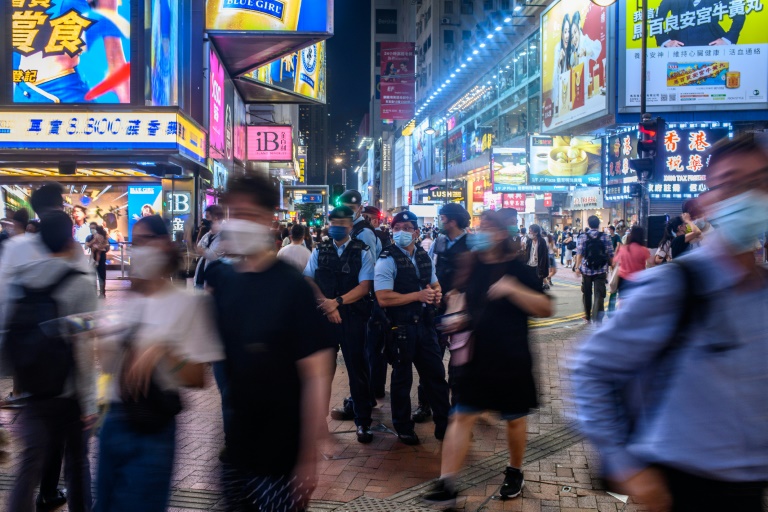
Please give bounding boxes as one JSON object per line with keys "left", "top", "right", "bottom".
{"left": 219, "top": 219, "right": 273, "bottom": 256}
{"left": 130, "top": 246, "right": 169, "bottom": 280}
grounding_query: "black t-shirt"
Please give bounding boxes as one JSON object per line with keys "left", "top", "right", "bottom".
{"left": 609, "top": 234, "right": 621, "bottom": 251}
{"left": 670, "top": 234, "right": 690, "bottom": 259}
{"left": 206, "top": 260, "right": 334, "bottom": 475}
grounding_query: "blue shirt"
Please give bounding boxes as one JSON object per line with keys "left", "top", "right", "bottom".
{"left": 427, "top": 232, "right": 467, "bottom": 260}
{"left": 303, "top": 240, "right": 375, "bottom": 283}
{"left": 353, "top": 216, "right": 382, "bottom": 259}
{"left": 576, "top": 229, "right": 614, "bottom": 275}
{"left": 374, "top": 244, "right": 438, "bottom": 292}
{"left": 572, "top": 236, "right": 768, "bottom": 482}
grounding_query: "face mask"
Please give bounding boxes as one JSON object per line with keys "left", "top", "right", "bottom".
{"left": 708, "top": 190, "right": 768, "bottom": 253}
{"left": 528, "top": 232, "right": 537, "bottom": 240}
{"left": 328, "top": 226, "right": 349, "bottom": 242}
{"left": 219, "top": 219, "right": 273, "bottom": 256}
{"left": 467, "top": 232, "right": 494, "bottom": 252}
{"left": 393, "top": 231, "right": 413, "bottom": 248}
{"left": 90, "top": 229, "right": 97, "bottom": 236}
{"left": 508, "top": 225, "right": 520, "bottom": 238}
{"left": 130, "top": 246, "right": 169, "bottom": 280}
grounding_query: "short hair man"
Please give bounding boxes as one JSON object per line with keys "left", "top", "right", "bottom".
{"left": 574, "top": 215, "right": 614, "bottom": 324}
{"left": 573, "top": 134, "right": 768, "bottom": 511}
{"left": 71, "top": 205, "right": 90, "bottom": 244}
{"left": 341, "top": 190, "right": 382, "bottom": 259}
{"left": 277, "top": 224, "right": 312, "bottom": 272}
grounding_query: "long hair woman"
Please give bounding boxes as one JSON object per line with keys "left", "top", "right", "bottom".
{"left": 614, "top": 225, "right": 650, "bottom": 296}
{"left": 423, "top": 209, "right": 552, "bottom": 507}
{"left": 95, "top": 216, "right": 223, "bottom": 512}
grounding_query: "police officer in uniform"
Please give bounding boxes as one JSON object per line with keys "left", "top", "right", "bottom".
{"left": 341, "top": 190, "right": 383, "bottom": 259}
{"left": 374, "top": 211, "right": 450, "bottom": 445}
{"left": 304, "top": 206, "right": 376, "bottom": 443}
{"left": 362, "top": 206, "right": 391, "bottom": 249}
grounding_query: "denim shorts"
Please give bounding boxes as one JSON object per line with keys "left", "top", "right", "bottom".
{"left": 451, "top": 403, "right": 529, "bottom": 421}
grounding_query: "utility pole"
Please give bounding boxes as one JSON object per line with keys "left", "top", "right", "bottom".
{"left": 638, "top": 0, "right": 650, "bottom": 244}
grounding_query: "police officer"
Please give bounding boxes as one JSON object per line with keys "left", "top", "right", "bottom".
{"left": 374, "top": 211, "right": 450, "bottom": 445}
{"left": 362, "top": 206, "right": 390, "bottom": 249}
{"left": 341, "top": 190, "right": 382, "bottom": 259}
{"left": 304, "top": 206, "right": 376, "bottom": 443}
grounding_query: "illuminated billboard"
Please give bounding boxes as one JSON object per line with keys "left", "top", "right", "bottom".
{"left": 529, "top": 135, "right": 602, "bottom": 186}
{"left": 149, "top": 0, "right": 179, "bottom": 106}
{"left": 206, "top": 0, "right": 331, "bottom": 32}
{"left": 209, "top": 48, "right": 226, "bottom": 159}
{"left": 541, "top": 0, "right": 608, "bottom": 132}
{"left": 242, "top": 41, "right": 327, "bottom": 102}
{"left": 620, "top": 1, "right": 768, "bottom": 110}
{"left": 12, "top": 0, "right": 131, "bottom": 104}
{"left": 247, "top": 125, "right": 293, "bottom": 161}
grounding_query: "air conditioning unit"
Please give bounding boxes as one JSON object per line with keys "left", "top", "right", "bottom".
{"left": 445, "top": 43, "right": 454, "bottom": 51}
{"left": 441, "top": 17, "right": 451, "bottom": 24}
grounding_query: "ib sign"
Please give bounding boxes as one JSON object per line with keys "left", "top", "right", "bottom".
{"left": 247, "top": 125, "right": 293, "bottom": 161}
{"left": 209, "top": 49, "right": 226, "bottom": 158}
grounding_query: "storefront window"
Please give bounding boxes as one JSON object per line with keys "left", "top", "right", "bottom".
{"left": 527, "top": 33, "right": 540, "bottom": 76}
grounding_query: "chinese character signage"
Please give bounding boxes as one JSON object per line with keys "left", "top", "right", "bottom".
{"left": 209, "top": 48, "right": 226, "bottom": 159}
{"left": 242, "top": 41, "right": 326, "bottom": 103}
{"left": 529, "top": 135, "right": 603, "bottom": 186}
{"left": 127, "top": 185, "right": 163, "bottom": 242}
{"left": 233, "top": 90, "right": 246, "bottom": 162}
{"left": 502, "top": 193, "right": 527, "bottom": 211}
{"left": 11, "top": 0, "right": 131, "bottom": 104}
{"left": 603, "top": 128, "right": 639, "bottom": 193}
{"left": 380, "top": 42, "right": 415, "bottom": 120}
{"left": 541, "top": 0, "right": 608, "bottom": 132}
{"left": 247, "top": 125, "right": 293, "bottom": 161}
{"left": 491, "top": 148, "right": 528, "bottom": 193}
{"left": 206, "top": 0, "right": 331, "bottom": 32}
{"left": 621, "top": 0, "right": 768, "bottom": 109}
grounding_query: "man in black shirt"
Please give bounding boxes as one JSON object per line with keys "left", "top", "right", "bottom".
{"left": 206, "top": 175, "right": 335, "bottom": 512}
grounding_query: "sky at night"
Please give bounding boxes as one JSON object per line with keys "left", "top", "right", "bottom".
{"left": 327, "top": 0, "right": 372, "bottom": 137}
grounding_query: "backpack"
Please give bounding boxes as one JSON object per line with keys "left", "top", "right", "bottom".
{"left": 584, "top": 232, "right": 608, "bottom": 270}
{"left": 4, "top": 269, "right": 84, "bottom": 398}
{"left": 567, "top": 239, "right": 577, "bottom": 251}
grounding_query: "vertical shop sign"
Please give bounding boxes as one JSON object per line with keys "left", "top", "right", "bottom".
{"left": 209, "top": 48, "right": 226, "bottom": 158}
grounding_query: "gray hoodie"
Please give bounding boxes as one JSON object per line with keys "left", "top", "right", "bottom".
{"left": 2, "top": 241, "right": 98, "bottom": 416}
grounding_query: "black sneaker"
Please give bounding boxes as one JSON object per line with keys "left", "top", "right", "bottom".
{"left": 422, "top": 479, "right": 457, "bottom": 508}
{"left": 411, "top": 404, "right": 432, "bottom": 423}
{"left": 36, "top": 490, "right": 67, "bottom": 510}
{"left": 397, "top": 431, "right": 420, "bottom": 446}
{"left": 499, "top": 467, "right": 524, "bottom": 499}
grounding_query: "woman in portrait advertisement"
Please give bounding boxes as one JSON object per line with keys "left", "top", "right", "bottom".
{"left": 568, "top": 10, "right": 603, "bottom": 97}
{"left": 552, "top": 14, "right": 571, "bottom": 116}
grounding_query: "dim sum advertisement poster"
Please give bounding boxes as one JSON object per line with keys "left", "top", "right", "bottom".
{"left": 621, "top": 0, "right": 768, "bottom": 109}
{"left": 12, "top": 0, "right": 131, "bottom": 104}
{"left": 541, "top": 0, "right": 608, "bottom": 132}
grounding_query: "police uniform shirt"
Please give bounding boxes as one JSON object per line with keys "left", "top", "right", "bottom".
{"left": 427, "top": 231, "right": 467, "bottom": 259}
{"left": 303, "top": 240, "right": 375, "bottom": 282}
{"left": 354, "top": 216, "right": 383, "bottom": 259}
{"left": 374, "top": 244, "right": 439, "bottom": 292}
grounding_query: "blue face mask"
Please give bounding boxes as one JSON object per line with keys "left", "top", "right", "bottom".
{"left": 328, "top": 226, "right": 350, "bottom": 242}
{"left": 708, "top": 190, "right": 768, "bottom": 253}
{"left": 508, "top": 225, "right": 520, "bottom": 238}
{"left": 393, "top": 231, "right": 413, "bottom": 248}
{"left": 467, "top": 232, "right": 494, "bottom": 252}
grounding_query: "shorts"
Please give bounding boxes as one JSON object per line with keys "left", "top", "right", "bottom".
{"left": 451, "top": 403, "right": 529, "bottom": 421}
{"left": 548, "top": 255, "right": 556, "bottom": 268}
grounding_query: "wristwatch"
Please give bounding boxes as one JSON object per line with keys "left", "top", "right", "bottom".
{"left": 335, "top": 296, "right": 344, "bottom": 306}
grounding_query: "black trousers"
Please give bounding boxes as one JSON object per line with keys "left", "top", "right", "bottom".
{"left": 366, "top": 318, "right": 388, "bottom": 399}
{"left": 659, "top": 465, "right": 767, "bottom": 512}
{"left": 96, "top": 252, "right": 106, "bottom": 294}
{"left": 389, "top": 321, "right": 449, "bottom": 435}
{"left": 581, "top": 273, "right": 607, "bottom": 323}
{"left": 333, "top": 310, "right": 373, "bottom": 428}
{"left": 8, "top": 398, "right": 91, "bottom": 512}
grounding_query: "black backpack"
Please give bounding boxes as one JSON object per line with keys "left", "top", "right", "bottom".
{"left": 584, "top": 232, "right": 608, "bottom": 271}
{"left": 4, "top": 269, "right": 84, "bottom": 399}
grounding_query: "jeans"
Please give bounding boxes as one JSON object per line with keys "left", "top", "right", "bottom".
{"left": 658, "top": 465, "right": 766, "bottom": 512}
{"left": 96, "top": 252, "right": 106, "bottom": 295}
{"left": 333, "top": 310, "right": 373, "bottom": 427}
{"left": 581, "top": 273, "right": 607, "bottom": 323}
{"left": 389, "top": 321, "right": 450, "bottom": 434}
{"left": 7, "top": 398, "right": 91, "bottom": 512}
{"left": 213, "top": 361, "right": 233, "bottom": 447}
{"left": 560, "top": 243, "right": 567, "bottom": 264}
{"left": 95, "top": 405, "right": 176, "bottom": 512}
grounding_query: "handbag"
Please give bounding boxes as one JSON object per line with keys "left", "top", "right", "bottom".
{"left": 608, "top": 261, "right": 621, "bottom": 294}
{"left": 118, "top": 329, "right": 182, "bottom": 434}
{"left": 441, "top": 292, "right": 475, "bottom": 367}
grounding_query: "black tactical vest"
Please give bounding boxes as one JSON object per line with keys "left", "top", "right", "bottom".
{"left": 351, "top": 218, "right": 375, "bottom": 243}
{"left": 314, "top": 239, "right": 366, "bottom": 301}
{"left": 433, "top": 234, "right": 469, "bottom": 293}
{"left": 380, "top": 245, "right": 434, "bottom": 324}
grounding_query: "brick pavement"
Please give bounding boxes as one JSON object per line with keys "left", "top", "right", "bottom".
{"left": 0, "top": 276, "right": 648, "bottom": 511}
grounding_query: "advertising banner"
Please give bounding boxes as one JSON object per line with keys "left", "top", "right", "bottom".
{"left": 176, "top": 114, "right": 208, "bottom": 165}
{"left": 502, "top": 193, "right": 527, "bottom": 211}
{"left": 150, "top": 0, "right": 179, "bottom": 106}
{"left": 541, "top": 0, "right": 608, "bottom": 131}
{"left": 242, "top": 41, "right": 327, "bottom": 102}
{"left": 381, "top": 42, "right": 415, "bottom": 120}
{"left": 127, "top": 185, "right": 163, "bottom": 241}
{"left": 376, "top": 9, "right": 398, "bottom": 34}
{"left": 12, "top": 0, "right": 131, "bottom": 104}
{"left": 529, "top": 135, "right": 602, "bottom": 186}
{"left": 66, "top": 189, "right": 130, "bottom": 246}
{"left": 472, "top": 180, "right": 485, "bottom": 203}
{"left": 206, "top": 0, "right": 330, "bottom": 32}
{"left": 412, "top": 119, "right": 432, "bottom": 184}
{"left": 209, "top": 48, "right": 226, "bottom": 159}
{"left": 247, "top": 125, "right": 293, "bottom": 161}
{"left": 233, "top": 91, "right": 247, "bottom": 162}
{"left": 622, "top": 1, "right": 768, "bottom": 109}
{"left": 491, "top": 148, "right": 527, "bottom": 193}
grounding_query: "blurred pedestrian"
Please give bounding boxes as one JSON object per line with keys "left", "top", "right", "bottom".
{"left": 546, "top": 233, "right": 558, "bottom": 287}
{"left": 613, "top": 226, "right": 650, "bottom": 297}
{"left": 194, "top": 205, "right": 225, "bottom": 289}
{"left": 277, "top": 224, "right": 312, "bottom": 273}
{"left": 573, "top": 134, "right": 768, "bottom": 512}
{"left": 85, "top": 222, "right": 109, "bottom": 298}
{"left": 574, "top": 216, "right": 614, "bottom": 324}
{"left": 522, "top": 224, "right": 549, "bottom": 290}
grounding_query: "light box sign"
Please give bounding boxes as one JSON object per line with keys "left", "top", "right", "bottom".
{"left": 380, "top": 42, "right": 415, "bottom": 120}
{"left": 206, "top": 0, "right": 331, "bottom": 32}
{"left": 127, "top": 185, "right": 163, "bottom": 242}
{"left": 502, "top": 193, "right": 527, "bottom": 211}
{"left": 247, "top": 125, "right": 293, "bottom": 161}
{"left": 529, "top": 135, "right": 602, "bottom": 186}
{"left": 242, "top": 41, "right": 326, "bottom": 102}
{"left": 491, "top": 148, "right": 528, "bottom": 193}
{"left": 150, "top": 0, "right": 179, "bottom": 106}
{"left": 541, "top": 0, "right": 608, "bottom": 132}
{"left": 233, "top": 90, "right": 246, "bottom": 162}
{"left": 621, "top": 1, "right": 768, "bottom": 109}
{"left": 12, "top": 0, "right": 132, "bottom": 104}
{"left": 209, "top": 48, "right": 226, "bottom": 158}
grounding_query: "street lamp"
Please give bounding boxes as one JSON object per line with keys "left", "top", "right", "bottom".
{"left": 334, "top": 157, "right": 342, "bottom": 164}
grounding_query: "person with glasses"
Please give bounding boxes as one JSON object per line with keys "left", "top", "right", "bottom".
{"left": 374, "top": 211, "right": 450, "bottom": 446}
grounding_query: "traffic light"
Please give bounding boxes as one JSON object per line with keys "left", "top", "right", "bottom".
{"left": 630, "top": 116, "right": 665, "bottom": 181}
{"left": 330, "top": 184, "right": 345, "bottom": 208}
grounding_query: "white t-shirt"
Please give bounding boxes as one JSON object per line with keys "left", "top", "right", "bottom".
{"left": 277, "top": 243, "right": 312, "bottom": 273}
{"left": 101, "top": 286, "right": 224, "bottom": 402}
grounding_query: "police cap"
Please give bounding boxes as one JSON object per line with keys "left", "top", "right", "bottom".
{"left": 392, "top": 210, "right": 419, "bottom": 230}
{"left": 339, "top": 190, "right": 362, "bottom": 206}
{"left": 328, "top": 206, "right": 355, "bottom": 220}
{"left": 362, "top": 206, "right": 381, "bottom": 217}
{"left": 439, "top": 202, "right": 470, "bottom": 228}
